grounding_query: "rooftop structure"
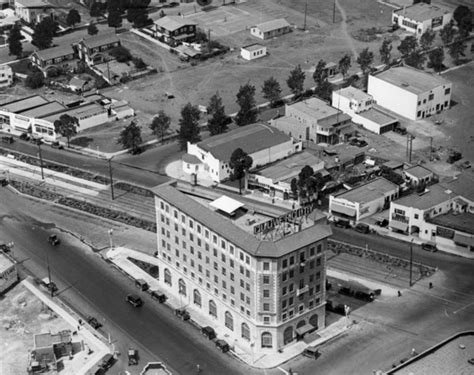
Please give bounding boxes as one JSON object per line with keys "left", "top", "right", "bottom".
{"left": 335, "top": 177, "right": 399, "bottom": 204}
{"left": 32, "top": 45, "right": 74, "bottom": 62}
{"left": 336, "top": 86, "right": 372, "bottom": 103}
{"left": 34, "top": 331, "right": 72, "bottom": 349}
{"left": 15, "top": 0, "right": 52, "bottom": 7}
{"left": 404, "top": 165, "right": 433, "bottom": 180}
{"left": 428, "top": 212, "right": 474, "bottom": 235}
{"left": 291, "top": 97, "right": 340, "bottom": 120}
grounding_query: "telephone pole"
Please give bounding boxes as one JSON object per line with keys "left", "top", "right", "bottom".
{"left": 303, "top": 1, "right": 307, "bottom": 30}
{"left": 37, "top": 141, "right": 44, "bottom": 180}
{"left": 333, "top": 0, "right": 337, "bottom": 23}
{"left": 108, "top": 158, "right": 114, "bottom": 200}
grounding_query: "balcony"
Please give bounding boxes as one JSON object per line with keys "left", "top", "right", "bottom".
{"left": 296, "top": 285, "right": 309, "bottom": 296}
{"left": 391, "top": 214, "right": 409, "bottom": 223}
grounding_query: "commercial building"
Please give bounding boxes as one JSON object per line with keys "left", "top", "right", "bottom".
{"left": 240, "top": 43, "right": 267, "bottom": 61}
{"left": 153, "top": 180, "right": 332, "bottom": 353}
{"left": 250, "top": 19, "right": 291, "bottom": 40}
{"left": 271, "top": 97, "right": 351, "bottom": 145}
{"left": 403, "top": 165, "right": 434, "bottom": 187}
{"left": 0, "top": 253, "right": 18, "bottom": 294}
{"left": 368, "top": 66, "right": 452, "bottom": 121}
{"left": 0, "top": 65, "right": 13, "bottom": 88}
{"left": 185, "top": 124, "right": 302, "bottom": 182}
{"left": 392, "top": 3, "right": 453, "bottom": 35}
{"left": 332, "top": 86, "right": 398, "bottom": 134}
{"left": 76, "top": 33, "right": 121, "bottom": 66}
{"left": 152, "top": 16, "right": 197, "bottom": 45}
{"left": 330, "top": 177, "right": 399, "bottom": 222}
{"left": 14, "top": 0, "right": 55, "bottom": 24}
{"left": 30, "top": 45, "right": 76, "bottom": 75}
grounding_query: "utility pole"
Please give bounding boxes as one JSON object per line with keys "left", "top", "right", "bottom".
{"left": 303, "top": 1, "right": 307, "bottom": 30}
{"left": 406, "top": 134, "right": 413, "bottom": 163}
{"left": 37, "top": 141, "right": 44, "bottom": 180}
{"left": 333, "top": 0, "right": 337, "bottom": 23}
{"left": 46, "top": 252, "right": 53, "bottom": 297}
{"left": 430, "top": 137, "right": 433, "bottom": 161}
{"left": 409, "top": 239, "right": 414, "bottom": 287}
{"left": 108, "top": 158, "right": 114, "bottom": 200}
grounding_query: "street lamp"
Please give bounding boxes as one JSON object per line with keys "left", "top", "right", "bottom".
{"left": 108, "top": 229, "right": 114, "bottom": 250}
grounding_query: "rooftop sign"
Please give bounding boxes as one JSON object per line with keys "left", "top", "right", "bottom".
{"left": 253, "top": 206, "right": 313, "bottom": 235}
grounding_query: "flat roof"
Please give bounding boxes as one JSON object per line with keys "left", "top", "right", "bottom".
{"left": 197, "top": 123, "right": 291, "bottom": 162}
{"left": 152, "top": 182, "right": 332, "bottom": 258}
{"left": 258, "top": 151, "right": 324, "bottom": 182}
{"left": 428, "top": 212, "right": 474, "bottom": 235}
{"left": 242, "top": 43, "right": 265, "bottom": 52}
{"left": 360, "top": 107, "right": 398, "bottom": 125}
{"left": 288, "top": 97, "right": 340, "bottom": 121}
{"left": 19, "top": 101, "right": 65, "bottom": 118}
{"left": 372, "top": 66, "right": 450, "bottom": 95}
{"left": 394, "top": 184, "right": 455, "bottom": 210}
{"left": 336, "top": 86, "right": 372, "bottom": 102}
{"left": 440, "top": 173, "right": 474, "bottom": 202}
{"left": 42, "top": 103, "right": 105, "bottom": 122}
{"left": 1, "top": 95, "right": 49, "bottom": 113}
{"left": 154, "top": 16, "right": 197, "bottom": 31}
{"left": 334, "top": 177, "right": 398, "bottom": 204}
{"left": 210, "top": 196, "right": 245, "bottom": 215}
{"left": 404, "top": 165, "right": 433, "bottom": 179}
{"left": 0, "top": 253, "right": 14, "bottom": 273}
{"left": 254, "top": 18, "right": 290, "bottom": 33}
{"left": 393, "top": 3, "right": 452, "bottom": 22}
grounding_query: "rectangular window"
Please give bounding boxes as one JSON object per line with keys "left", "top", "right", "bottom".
{"left": 213, "top": 248, "right": 218, "bottom": 257}
{"left": 240, "top": 252, "right": 244, "bottom": 261}
{"left": 282, "top": 299, "right": 287, "bottom": 309}
{"left": 245, "top": 283, "right": 250, "bottom": 291}
{"left": 429, "top": 93, "right": 434, "bottom": 101}
{"left": 205, "top": 229, "right": 209, "bottom": 238}
{"left": 289, "top": 297, "right": 294, "bottom": 306}
{"left": 309, "top": 260, "right": 315, "bottom": 269}
{"left": 240, "top": 293, "right": 245, "bottom": 301}
{"left": 309, "top": 247, "right": 315, "bottom": 256}
{"left": 221, "top": 240, "right": 226, "bottom": 249}
{"left": 263, "top": 262, "right": 270, "bottom": 271}
{"left": 289, "top": 284, "right": 294, "bottom": 292}
{"left": 206, "top": 270, "right": 210, "bottom": 278}
{"left": 189, "top": 233, "right": 194, "bottom": 242}
{"left": 181, "top": 227, "right": 186, "bottom": 236}
{"left": 230, "top": 273, "right": 234, "bottom": 281}
{"left": 246, "top": 296, "right": 250, "bottom": 304}
{"left": 189, "top": 219, "right": 194, "bottom": 228}
{"left": 221, "top": 254, "right": 226, "bottom": 263}
{"left": 246, "top": 269, "right": 250, "bottom": 278}
{"left": 231, "top": 286, "right": 235, "bottom": 294}
{"left": 197, "top": 251, "right": 202, "bottom": 259}
{"left": 445, "top": 87, "right": 450, "bottom": 95}
{"left": 289, "top": 256, "right": 295, "bottom": 265}
{"left": 213, "top": 235, "right": 217, "bottom": 244}
{"left": 214, "top": 275, "right": 218, "bottom": 283}
{"left": 282, "top": 259, "right": 288, "bottom": 268}
{"left": 197, "top": 238, "right": 202, "bottom": 246}
{"left": 174, "top": 210, "right": 178, "bottom": 219}
{"left": 230, "top": 259, "right": 234, "bottom": 268}
{"left": 263, "top": 275, "right": 270, "bottom": 284}
{"left": 197, "top": 224, "right": 201, "bottom": 233}
{"left": 299, "top": 279, "right": 305, "bottom": 289}
{"left": 316, "top": 271, "right": 321, "bottom": 280}
{"left": 229, "top": 245, "right": 234, "bottom": 255}
{"left": 263, "top": 303, "right": 270, "bottom": 311}
{"left": 245, "top": 255, "right": 250, "bottom": 264}
{"left": 282, "top": 272, "right": 288, "bottom": 282}
{"left": 222, "top": 280, "right": 226, "bottom": 289}
{"left": 316, "top": 284, "right": 321, "bottom": 293}
{"left": 222, "top": 268, "right": 226, "bottom": 276}
{"left": 213, "top": 262, "right": 218, "bottom": 270}
{"left": 289, "top": 270, "right": 294, "bottom": 278}
{"left": 282, "top": 286, "right": 287, "bottom": 295}
{"left": 198, "top": 265, "right": 202, "bottom": 273}
{"left": 316, "top": 257, "right": 321, "bottom": 267}
{"left": 263, "top": 289, "right": 270, "bottom": 297}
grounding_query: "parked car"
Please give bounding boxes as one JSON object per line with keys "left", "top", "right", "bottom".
{"left": 41, "top": 278, "right": 58, "bottom": 294}
{"left": 375, "top": 218, "right": 389, "bottom": 227}
{"left": 175, "top": 308, "right": 190, "bottom": 321}
{"left": 30, "top": 137, "right": 43, "bottom": 145}
{"left": 99, "top": 353, "right": 114, "bottom": 371}
{"left": 338, "top": 287, "right": 354, "bottom": 297}
{"left": 334, "top": 219, "right": 351, "bottom": 229}
{"left": 394, "top": 126, "right": 407, "bottom": 135}
{"left": 150, "top": 289, "right": 167, "bottom": 303}
{"left": 215, "top": 339, "right": 230, "bottom": 353}
{"left": 1, "top": 136, "right": 14, "bottom": 144}
{"left": 354, "top": 291, "right": 375, "bottom": 302}
{"left": 19, "top": 133, "right": 30, "bottom": 141}
{"left": 421, "top": 242, "right": 438, "bottom": 252}
{"left": 201, "top": 326, "right": 216, "bottom": 340}
{"left": 302, "top": 345, "right": 321, "bottom": 359}
{"left": 87, "top": 316, "right": 103, "bottom": 329}
{"left": 128, "top": 348, "right": 138, "bottom": 365}
{"left": 50, "top": 141, "right": 63, "bottom": 149}
{"left": 135, "top": 278, "right": 149, "bottom": 291}
{"left": 48, "top": 234, "right": 60, "bottom": 246}
{"left": 355, "top": 223, "right": 371, "bottom": 234}
{"left": 126, "top": 294, "right": 143, "bottom": 307}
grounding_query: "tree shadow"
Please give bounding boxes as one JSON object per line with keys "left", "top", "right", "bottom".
{"left": 70, "top": 136, "right": 94, "bottom": 148}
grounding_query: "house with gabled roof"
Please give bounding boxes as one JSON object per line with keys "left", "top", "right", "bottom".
{"left": 30, "top": 45, "right": 76, "bottom": 75}
{"left": 14, "top": 0, "right": 55, "bottom": 24}
{"left": 250, "top": 18, "right": 291, "bottom": 40}
{"left": 75, "top": 32, "right": 121, "bottom": 66}
{"left": 152, "top": 16, "right": 197, "bottom": 45}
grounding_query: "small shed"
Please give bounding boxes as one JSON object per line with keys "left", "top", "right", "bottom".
{"left": 240, "top": 43, "right": 267, "bottom": 61}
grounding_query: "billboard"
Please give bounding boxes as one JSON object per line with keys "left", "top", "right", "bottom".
{"left": 253, "top": 206, "right": 313, "bottom": 235}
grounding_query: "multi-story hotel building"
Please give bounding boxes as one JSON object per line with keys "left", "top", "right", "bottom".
{"left": 152, "top": 181, "right": 332, "bottom": 354}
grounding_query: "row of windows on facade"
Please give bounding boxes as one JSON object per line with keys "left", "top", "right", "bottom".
{"left": 417, "top": 101, "right": 449, "bottom": 118}
{"left": 417, "top": 89, "right": 450, "bottom": 106}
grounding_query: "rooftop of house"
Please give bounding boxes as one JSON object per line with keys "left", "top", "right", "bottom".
{"left": 335, "top": 86, "right": 372, "bottom": 103}
{"left": 287, "top": 97, "right": 350, "bottom": 124}
{"left": 257, "top": 151, "right": 324, "bottom": 182}
{"left": 19, "top": 101, "right": 65, "bottom": 118}
{"left": 334, "top": 177, "right": 399, "bottom": 203}
{"left": 152, "top": 181, "right": 332, "bottom": 258}
{"left": 0, "top": 252, "right": 14, "bottom": 273}
{"left": 0, "top": 95, "right": 49, "bottom": 113}
{"left": 253, "top": 18, "right": 290, "bottom": 33}
{"left": 79, "top": 32, "right": 120, "bottom": 49}
{"left": 153, "top": 16, "right": 197, "bottom": 31}
{"left": 32, "top": 45, "right": 74, "bottom": 62}
{"left": 393, "top": 2, "right": 452, "bottom": 22}
{"left": 15, "top": 0, "right": 52, "bottom": 8}
{"left": 195, "top": 123, "right": 292, "bottom": 162}
{"left": 393, "top": 184, "right": 455, "bottom": 210}
{"left": 439, "top": 173, "right": 474, "bottom": 202}
{"left": 68, "top": 77, "right": 87, "bottom": 88}
{"left": 404, "top": 165, "right": 433, "bottom": 179}
{"left": 241, "top": 43, "right": 265, "bottom": 52}
{"left": 371, "top": 66, "right": 451, "bottom": 95}
{"left": 359, "top": 106, "right": 398, "bottom": 125}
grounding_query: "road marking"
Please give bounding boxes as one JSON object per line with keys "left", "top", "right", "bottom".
{"left": 453, "top": 301, "right": 474, "bottom": 314}
{"left": 277, "top": 367, "right": 289, "bottom": 374}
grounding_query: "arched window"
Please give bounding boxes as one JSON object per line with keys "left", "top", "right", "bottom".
{"left": 225, "top": 311, "right": 233, "bottom": 331}
{"left": 296, "top": 319, "right": 306, "bottom": 329}
{"left": 209, "top": 300, "right": 217, "bottom": 318}
{"left": 309, "top": 314, "right": 318, "bottom": 329}
{"left": 193, "top": 289, "right": 201, "bottom": 307}
{"left": 283, "top": 326, "right": 293, "bottom": 345}
{"left": 164, "top": 268, "right": 172, "bottom": 286}
{"left": 241, "top": 323, "right": 250, "bottom": 341}
{"left": 261, "top": 332, "right": 272, "bottom": 348}
{"left": 178, "top": 279, "right": 186, "bottom": 296}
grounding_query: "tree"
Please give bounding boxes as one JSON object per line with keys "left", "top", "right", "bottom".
{"left": 290, "top": 178, "right": 298, "bottom": 198}
{"left": 54, "top": 114, "right": 79, "bottom": 147}
{"left": 149, "top": 110, "right": 170, "bottom": 143}
{"left": 207, "top": 92, "right": 228, "bottom": 136}
{"left": 87, "top": 22, "right": 98, "bottom": 35}
{"left": 440, "top": 21, "right": 455, "bottom": 46}
{"left": 108, "top": 8, "right": 122, "bottom": 29}
{"left": 338, "top": 54, "right": 351, "bottom": 78}
{"left": 126, "top": 0, "right": 151, "bottom": 28}
{"left": 448, "top": 37, "right": 467, "bottom": 64}
{"left": 379, "top": 39, "right": 392, "bottom": 65}
{"left": 90, "top": 2, "right": 103, "bottom": 17}
{"left": 427, "top": 47, "right": 445, "bottom": 72}
{"left": 32, "top": 17, "right": 57, "bottom": 50}
{"left": 313, "top": 59, "right": 327, "bottom": 86}
{"left": 177, "top": 103, "right": 201, "bottom": 150}
{"left": 453, "top": 5, "right": 472, "bottom": 27}
{"left": 397, "top": 35, "right": 417, "bottom": 56}
{"left": 25, "top": 72, "right": 44, "bottom": 89}
{"left": 66, "top": 9, "right": 81, "bottom": 28}
{"left": 8, "top": 23, "right": 22, "bottom": 57}
{"left": 117, "top": 121, "right": 142, "bottom": 153}
{"left": 235, "top": 83, "right": 257, "bottom": 126}
{"left": 109, "top": 46, "right": 132, "bottom": 62}
{"left": 314, "top": 79, "right": 333, "bottom": 101}
{"left": 262, "top": 77, "right": 281, "bottom": 107}
{"left": 404, "top": 50, "right": 426, "bottom": 69}
{"left": 419, "top": 29, "right": 436, "bottom": 50}
{"left": 229, "top": 148, "right": 253, "bottom": 194}
{"left": 356, "top": 48, "right": 374, "bottom": 74}
{"left": 286, "top": 64, "right": 305, "bottom": 96}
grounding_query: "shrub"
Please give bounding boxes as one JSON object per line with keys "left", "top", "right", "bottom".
{"left": 109, "top": 46, "right": 132, "bottom": 63}
{"left": 132, "top": 57, "right": 147, "bottom": 69}
{"left": 25, "top": 72, "right": 45, "bottom": 89}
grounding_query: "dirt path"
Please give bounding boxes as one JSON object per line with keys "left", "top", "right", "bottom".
{"left": 334, "top": 0, "right": 359, "bottom": 60}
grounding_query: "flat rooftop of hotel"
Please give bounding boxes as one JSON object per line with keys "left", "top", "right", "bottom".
{"left": 372, "top": 66, "right": 450, "bottom": 94}
{"left": 153, "top": 182, "right": 332, "bottom": 258}
{"left": 334, "top": 177, "right": 398, "bottom": 203}
{"left": 196, "top": 123, "right": 291, "bottom": 161}
{"left": 393, "top": 2, "right": 452, "bottom": 21}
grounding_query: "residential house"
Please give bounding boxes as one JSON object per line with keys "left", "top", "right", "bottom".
{"left": 250, "top": 18, "right": 291, "bottom": 40}
{"left": 240, "top": 43, "right": 267, "bottom": 61}
{"left": 152, "top": 16, "right": 197, "bottom": 46}
{"left": 403, "top": 165, "right": 434, "bottom": 187}
{"left": 392, "top": 2, "right": 453, "bottom": 35}
{"left": 0, "top": 65, "right": 13, "bottom": 87}
{"left": 14, "top": 0, "right": 55, "bottom": 24}
{"left": 76, "top": 33, "right": 121, "bottom": 66}
{"left": 30, "top": 45, "right": 75, "bottom": 75}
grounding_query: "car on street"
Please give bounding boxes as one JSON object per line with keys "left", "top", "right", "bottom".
{"left": 48, "top": 234, "right": 60, "bottom": 246}
{"left": 126, "top": 294, "right": 143, "bottom": 307}
{"left": 86, "top": 316, "right": 103, "bottom": 329}
{"left": 201, "top": 326, "right": 216, "bottom": 340}
{"left": 50, "top": 141, "right": 63, "bottom": 149}
{"left": 421, "top": 242, "right": 438, "bottom": 252}
{"left": 98, "top": 353, "right": 114, "bottom": 371}
{"left": 375, "top": 218, "right": 389, "bottom": 227}
{"left": 30, "top": 137, "right": 43, "bottom": 145}
{"left": 19, "top": 133, "right": 30, "bottom": 141}
{"left": 215, "top": 339, "right": 230, "bottom": 353}
{"left": 41, "top": 278, "right": 58, "bottom": 294}
{"left": 175, "top": 308, "right": 190, "bottom": 321}
{"left": 394, "top": 126, "right": 407, "bottom": 135}
{"left": 2, "top": 136, "right": 14, "bottom": 144}
{"left": 334, "top": 219, "right": 351, "bottom": 229}
{"left": 303, "top": 345, "right": 321, "bottom": 359}
{"left": 355, "top": 223, "right": 371, "bottom": 234}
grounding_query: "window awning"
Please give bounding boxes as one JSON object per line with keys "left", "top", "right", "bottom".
{"left": 296, "top": 323, "right": 317, "bottom": 337}
{"left": 390, "top": 220, "right": 408, "bottom": 232}
{"left": 210, "top": 196, "right": 244, "bottom": 216}
{"left": 454, "top": 233, "right": 474, "bottom": 247}
{"left": 331, "top": 203, "right": 356, "bottom": 218}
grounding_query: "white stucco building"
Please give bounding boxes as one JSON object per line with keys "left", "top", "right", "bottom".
{"left": 368, "top": 66, "right": 452, "bottom": 121}
{"left": 240, "top": 44, "right": 267, "bottom": 61}
{"left": 0, "top": 65, "right": 13, "bottom": 88}
{"left": 14, "top": 0, "right": 55, "bottom": 24}
{"left": 332, "top": 86, "right": 398, "bottom": 134}
{"left": 403, "top": 165, "right": 434, "bottom": 187}
{"left": 392, "top": 3, "right": 453, "bottom": 35}
{"left": 250, "top": 18, "right": 291, "bottom": 40}
{"left": 185, "top": 124, "right": 302, "bottom": 183}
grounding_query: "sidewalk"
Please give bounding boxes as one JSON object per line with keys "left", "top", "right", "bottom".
{"left": 22, "top": 278, "right": 111, "bottom": 375}
{"left": 105, "top": 247, "right": 350, "bottom": 369}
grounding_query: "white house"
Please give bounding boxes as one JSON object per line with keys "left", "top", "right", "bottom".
{"left": 330, "top": 177, "right": 399, "bottom": 222}
{"left": 250, "top": 18, "right": 291, "bottom": 40}
{"left": 332, "top": 86, "right": 398, "bottom": 134}
{"left": 392, "top": 3, "right": 453, "bottom": 35}
{"left": 368, "top": 66, "right": 452, "bottom": 121}
{"left": 14, "top": 0, "right": 55, "bottom": 24}
{"left": 240, "top": 43, "right": 267, "bottom": 61}
{"left": 0, "top": 65, "right": 13, "bottom": 88}
{"left": 185, "top": 124, "right": 302, "bottom": 182}
{"left": 403, "top": 165, "right": 434, "bottom": 187}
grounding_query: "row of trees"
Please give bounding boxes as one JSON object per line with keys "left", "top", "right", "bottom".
{"left": 107, "top": 0, "right": 152, "bottom": 29}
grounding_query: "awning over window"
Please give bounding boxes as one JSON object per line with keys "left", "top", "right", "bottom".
{"left": 454, "top": 233, "right": 474, "bottom": 247}
{"left": 331, "top": 203, "right": 356, "bottom": 218}
{"left": 390, "top": 220, "right": 408, "bottom": 232}
{"left": 296, "top": 323, "right": 317, "bottom": 337}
